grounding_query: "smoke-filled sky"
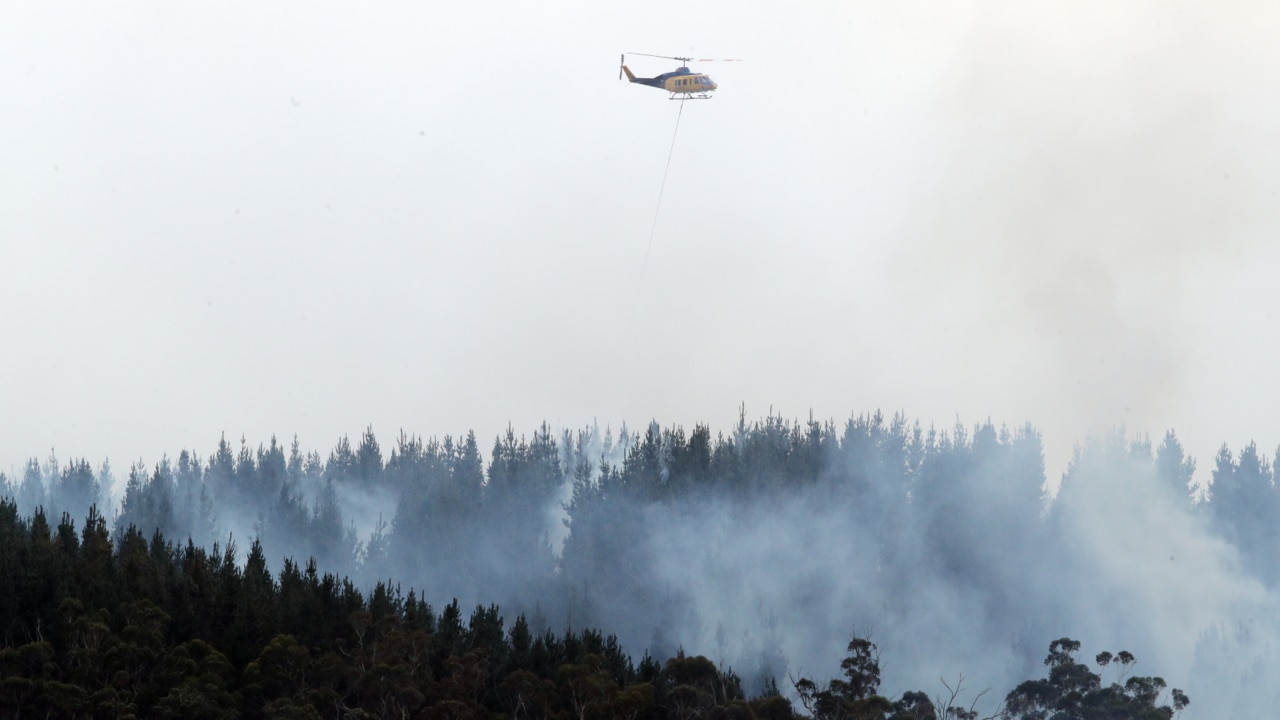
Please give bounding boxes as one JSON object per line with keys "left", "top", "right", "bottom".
{"left": 3, "top": 1, "right": 1279, "bottom": 483}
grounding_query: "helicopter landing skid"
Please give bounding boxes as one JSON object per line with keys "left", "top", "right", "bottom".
{"left": 669, "top": 92, "right": 714, "bottom": 100}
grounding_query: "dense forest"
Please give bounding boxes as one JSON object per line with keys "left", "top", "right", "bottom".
{"left": 2, "top": 408, "right": 1275, "bottom": 716}
{"left": 0, "top": 500, "right": 1185, "bottom": 718}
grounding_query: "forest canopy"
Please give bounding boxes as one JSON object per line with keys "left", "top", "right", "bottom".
{"left": 0, "top": 408, "right": 1266, "bottom": 716}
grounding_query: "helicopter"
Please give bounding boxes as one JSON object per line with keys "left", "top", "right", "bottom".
{"left": 619, "top": 52, "right": 739, "bottom": 100}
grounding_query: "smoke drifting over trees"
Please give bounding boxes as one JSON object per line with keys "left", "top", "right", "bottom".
{"left": 2, "top": 408, "right": 1276, "bottom": 716}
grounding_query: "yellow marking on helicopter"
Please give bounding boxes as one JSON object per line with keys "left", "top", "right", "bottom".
{"left": 620, "top": 52, "right": 739, "bottom": 100}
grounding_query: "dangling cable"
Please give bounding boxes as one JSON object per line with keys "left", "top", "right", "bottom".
{"left": 637, "top": 99, "right": 685, "bottom": 292}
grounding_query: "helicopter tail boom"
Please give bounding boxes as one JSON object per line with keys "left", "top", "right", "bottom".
{"left": 621, "top": 64, "right": 637, "bottom": 82}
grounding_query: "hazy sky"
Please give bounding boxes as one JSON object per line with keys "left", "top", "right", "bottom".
{"left": 4, "top": 1, "right": 1279, "bottom": 485}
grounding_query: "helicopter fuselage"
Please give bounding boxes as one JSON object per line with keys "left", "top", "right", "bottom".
{"left": 623, "top": 65, "right": 717, "bottom": 98}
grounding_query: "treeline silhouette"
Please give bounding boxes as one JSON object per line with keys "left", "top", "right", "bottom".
{"left": 8, "top": 414, "right": 1266, "bottom": 603}
{"left": 1, "top": 408, "right": 1251, "bottom": 714}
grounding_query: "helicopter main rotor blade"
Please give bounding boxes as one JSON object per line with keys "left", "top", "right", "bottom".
{"left": 627, "top": 52, "right": 692, "bottom": 62}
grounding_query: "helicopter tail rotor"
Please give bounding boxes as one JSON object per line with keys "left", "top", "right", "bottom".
{"left": 618, "top": 54, "right": 639, "bottom": 83}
